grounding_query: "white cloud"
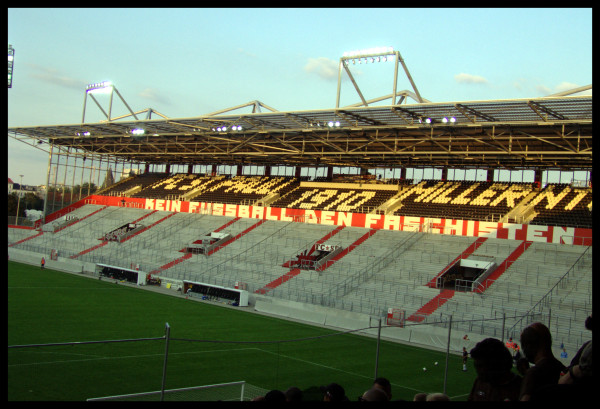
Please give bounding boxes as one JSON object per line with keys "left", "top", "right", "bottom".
{"left": 553, "top": 81, "right": 591, "bottom": 95}
{"left": 138, "top": 88, "right": 170, "bottom": 106}
{"left": 535, "top": 84, "right": 553, "bottom": 96}
{"left": 27, "top": 63, "right": 85, "bottom": 90}
{"left": 454, "top": 73, "right": 489, "bottom": 85}
{"left": 554, "top": 81, "right": 580, "bottom": 93}
{"left": 237, "top": 48, "right": 257, "bottom": 58}
{"left": 304, "top": 57, "right": 339, "bottom": 81}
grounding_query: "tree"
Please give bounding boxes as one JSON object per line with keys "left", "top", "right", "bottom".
{"left": 7, "top": 193, "right": 26, "bottom": 218}
{"left": 23, "top": 192, "right": 44, "bottom": 211}
{"left": 71, "top": 182, "right": 98, "bottom": 199}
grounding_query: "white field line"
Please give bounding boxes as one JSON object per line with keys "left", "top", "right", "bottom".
{"left": 256, "top": 347, "right": 423, "bottom": 394}
{"left": 7, "top": 347, "right": 258, "bottom": 367}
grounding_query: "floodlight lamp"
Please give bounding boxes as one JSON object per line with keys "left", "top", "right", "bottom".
{"left": 442, "top": 117, "right": 448, "bottom": 123}
{"left": 131, "top": 128, "right": 145, "bottom": 136}
{"left": 425, "top": 118, "right": 432, "bottom": 124}
{"left": 335, "top": 121, "right": 340, "bottom": 127}
{"left": 86, "top": 81, "right": 113, "bottom": 94}
{"left": 328, "top": 121, "right": 334, "bottom": 127}
{"left": 450, "top": 117, "right": 456, "bottom": 123}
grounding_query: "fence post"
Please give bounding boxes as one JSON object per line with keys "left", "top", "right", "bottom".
{"left": 160, "top": 322, "right": 171, "bottom": 401}
{"left": 374, "top": 317, "right": 382, "bottom": 380}
{"left": 443, "top": 315, "right": 452, "bottom": 395}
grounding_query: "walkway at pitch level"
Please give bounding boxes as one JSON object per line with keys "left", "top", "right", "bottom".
{"left": 70, "top": 210, "right": 167, "bottom": 259}
{"left": 255, "top": 227, "right": 378, "bottom": 295}
{"left": 406, "top": 239, "right": 533, "bottom": 322}
{"left": 149, "top": 218, "right": 266, "bottom": 275}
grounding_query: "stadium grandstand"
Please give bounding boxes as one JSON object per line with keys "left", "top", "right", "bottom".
{"left": 8, "top": 48, "right": 592, "bottom": 368}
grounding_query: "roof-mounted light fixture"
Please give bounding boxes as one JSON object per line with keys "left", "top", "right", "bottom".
{"left": 86, "top": 81, "right": 113, "bottom": 94}
{"left": 8, "top": 44, "right": 15, "bottom": 88}
{"left": 212, "top": 125, "right": 243, "bottom": 132}
{"left": 342, "top": 46, "right": 394, "bottom": 59}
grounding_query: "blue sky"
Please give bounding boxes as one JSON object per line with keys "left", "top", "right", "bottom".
{"left": 8, "top": 8, "right": 592, "bottom": 186}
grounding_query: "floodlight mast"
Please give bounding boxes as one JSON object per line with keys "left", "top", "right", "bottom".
{"left": 335, "top": 47, "right": 424, "bottom": 108}
{"left": 8, "top": 44, "right": 15, "bottom": 88}
{"left": 81, "top": 81, "right": 140, "bottom": 123}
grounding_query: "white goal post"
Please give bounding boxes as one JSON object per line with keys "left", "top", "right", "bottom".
{"left": 87, "top": 381, "right": 269, "bottom": 401}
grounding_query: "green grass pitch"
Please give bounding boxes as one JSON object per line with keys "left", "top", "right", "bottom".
{"left": 8, "top": 260, "right": 477, "bottom": 401}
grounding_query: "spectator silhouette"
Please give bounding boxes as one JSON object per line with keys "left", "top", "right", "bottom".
{"left": 413, "top": 392, "right": 449, "bottom": 401}
{"left": 413, "top": 392, "right": 427, "bottom": 401}
{"left": 531, "top": 315, "right": 592, "bottom": 402}
{"left": 565, "top": 314, "right": 592, "bottom": 375}
{"left": 284, "top": 386, "right": 303, "bottom": 402}
{"left": 359, "top": 387, "right": 389, "bottom": 401}
{"left": 426, "top": 393, "right": 450, "bottom": 401}
{"left": 320, "top": 383, "right": 348, "bottom": 402}
{"left": 372, "top": 377, "right": 392, "bottom": 401}
{"left": 467, "top": 337, "right": 522, "bottom": 401}
{"left": 519, "top": 322, "right": 566, "bottom": 401}
{"left": 263, "top": 389, "right": 286, "bottom": 402}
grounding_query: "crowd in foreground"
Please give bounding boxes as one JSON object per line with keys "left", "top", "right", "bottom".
{"left": 251, "top": 316, "right": 592, "bottom": 402}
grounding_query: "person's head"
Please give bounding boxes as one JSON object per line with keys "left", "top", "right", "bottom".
{"left": 470, "top": 338, "right": 514, "bottom": 384}
{"left": 284, "top": 386, "right": 303, "bottom": 402}
{"left": 360, "top": 387, "right": 389, "bottom": 402}
{"left": 321, "top": 383, "right": 346, "bottom": 402}
{"left": 426, "top": 393, "right": 450, "bottom": 401}
{"left": 520, "top": 322, "right": 553, "bottom": 363}
{"left": 413, "top": 392, "right": 428, "bottom": 401}
{"left": 372, "top": 377, "right": 392, "bottom": 400}
{"left": 263, "top": 389, "right": 286, "bottom": 402}
{"left": 584, "top": 314, "right": 592, "bottom": 331}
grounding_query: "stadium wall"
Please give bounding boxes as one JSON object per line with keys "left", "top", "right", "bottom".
{"left": 38, "top": 195, "right": 592, "bottom": 246}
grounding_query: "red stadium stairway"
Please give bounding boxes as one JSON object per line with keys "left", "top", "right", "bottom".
{"left": 256, "top": 227, "right": 378, "bottom": 294}
{"left": 282, "top": 225, "right": 345, "bottom": 268}
{"left": 206, "top": 219, "right": 266, "bottom": 256}
{"left": 8, "top": 230, "right": 44, "bottom": 247}
{"left": 426, "top": 237, "right": 488, "bottom": 288}
{"left": 149, "top": 219, "right": 266, "bottom": 275}
{"left": 473, "top": 240, "right": 533, "bottom": 293}
{"left": 18, "top": 206, "right": 118, "bottom": 255}
{"left": 118, "top": 211, "right": 175, "bottom": 244}
{"left": 70, "top": 211, "right": 175, "bottom": 259}
{"left": 149, "top": 253, "right": 193, "bottom": 275}
{"left": 254, "top": 268, "right": 303, "bottom": 295}
{"left": 179, "top": 217, "right": 242, "bottom": 252}
{"left": 54, "top": 205, "right": 110, "bottom": 233}
{"left": 213, "top": 217, "right": 241, "bottom": 232}
{"left": 316, "top": 228, "right": 378, "bottom": 271}
{"left": 406, "top": 289, "right": 456, "bottom": 322}
{"left": 407, "top": 239, "right": 533, "bottom": 321}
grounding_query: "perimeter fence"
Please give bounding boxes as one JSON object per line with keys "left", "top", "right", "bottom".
{"left": 8, "top": 314, "right": 544, "bottom": 401}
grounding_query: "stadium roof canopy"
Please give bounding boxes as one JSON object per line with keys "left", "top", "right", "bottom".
{"left": 8, "top": 95, "right": 592, "bottom": 170}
